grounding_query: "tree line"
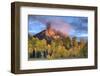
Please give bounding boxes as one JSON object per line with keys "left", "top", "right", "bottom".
{"left": 28, "top": 36, "right": 88, "bottom": 60}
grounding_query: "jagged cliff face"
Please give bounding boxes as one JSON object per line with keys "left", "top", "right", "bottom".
{"left": 45, "top": 23, "right": 68, "bottom": 39}
{"left": 45, "top": 27, "right": 60, "bottom": 39}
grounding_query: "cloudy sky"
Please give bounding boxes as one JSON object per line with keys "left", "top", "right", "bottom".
{"left": 28, "top": 15, "right": 88, "bottom": 37}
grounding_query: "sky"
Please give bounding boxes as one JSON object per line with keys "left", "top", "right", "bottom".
{"left": 28, "top": 15, "right": 88, "bottom": 37}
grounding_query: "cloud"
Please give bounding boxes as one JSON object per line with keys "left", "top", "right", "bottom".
{"left": 28, "top": 20, "right": 46, "bottom": 34}
{"left": 47, "top": 18, "right": 73, "bottom": 36}
{"left": 28, "top": 15, "right": 88, "bottom": 37}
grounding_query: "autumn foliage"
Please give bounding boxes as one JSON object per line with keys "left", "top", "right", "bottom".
{"left": 28, "top": 35, "right": 88, "bottom": 60}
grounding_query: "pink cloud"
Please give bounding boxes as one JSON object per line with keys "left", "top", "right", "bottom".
{"left": 46, "top": 18, "right": 73, "bottom": 36}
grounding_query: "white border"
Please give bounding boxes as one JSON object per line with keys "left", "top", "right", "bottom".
{"left": 20, "top": 7, "right": 95, "bottom": 70}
